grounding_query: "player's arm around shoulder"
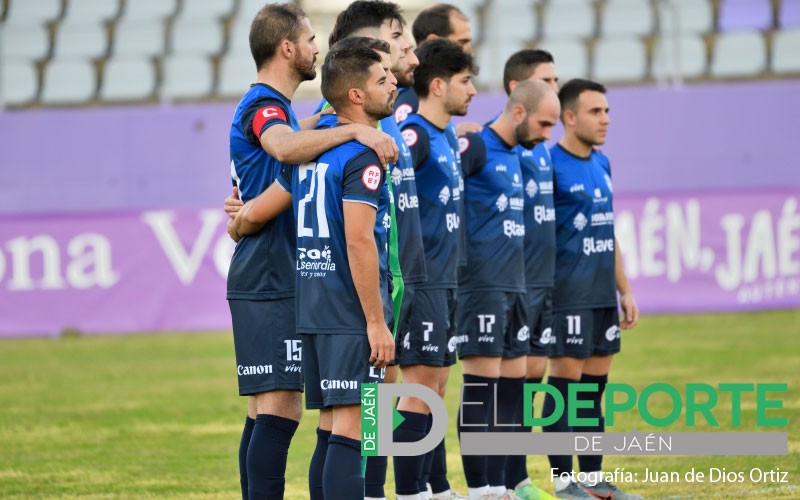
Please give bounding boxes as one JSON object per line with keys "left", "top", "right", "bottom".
{"left": 228, "top": 175, "right": 293, "bottom": 242}
{"left": 342, "top": 151, "right": 394, "bottom": 368}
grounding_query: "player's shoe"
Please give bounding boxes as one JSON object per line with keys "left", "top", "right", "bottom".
{"left": 430, "top": 488, "right": 469, "bottom": 500}
{"left": 580, "top": 481, "right": 644, "bottom": 500}
{"left": 554, "top": 482, "right": 596, "bottom": 499}
{"left": 514, "top": 482, "right": 559, "bottom": 500}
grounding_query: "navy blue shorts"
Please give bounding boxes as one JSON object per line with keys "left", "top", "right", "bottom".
{"left": 456, "top": 291, "right": 529, "bottom": 359}
{"left": 547, "top": 307, "right": 621, "bottom": 359}
{"left": 396, "top": 288, "right": 458, "bottom": 367}
{"left": 526, "top": 287, "right": 554, "bottom": 357}
{"left": 302, "top": 334, "right": 386, "bottom": 409}
{"left": 229, "top": 298, "right": 303, "bottom": 396}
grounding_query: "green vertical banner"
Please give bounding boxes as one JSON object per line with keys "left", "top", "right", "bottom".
{"left": 361, "top": 383, "right": 379, "bottom": 456}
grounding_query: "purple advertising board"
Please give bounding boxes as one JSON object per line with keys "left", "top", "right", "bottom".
{"left": 0, "top": 189, "right": 797, "bottom": 337}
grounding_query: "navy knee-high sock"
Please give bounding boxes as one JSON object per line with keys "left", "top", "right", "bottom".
{"left": 505, "top": 377, "right": 542, "bottom": 489}
{"left": 542, "top": 376, "right": 576, "bottom": 477}
{"left": 488, "top": 377, "right": 525, "bottom": 489}
{"left": 418, "top": 414, "right": 434, "bottom": 493}
{"left": 324, "top": 434, "right": 364, "bottom": 500}
{"left": 576, "top": 373, "right": 607, "bottom": 474}
{"left": 393, "top": 410, "right": 429, "bottom": 495}
{"left": 239, "top": 416, "right": 256, "bottom": 500}
{"left": 364, "top": 456, "right": 387, "bottom": 498}
{"left": 246, "top": 414, "right": 299, "bottom": 500}
{"left": 428, "top": 437, "right": 451, "bottom": 493}
{"left": 309, "top": 428, "right": 332, "bottom": 500}
{"left": 458, "top": 374, "right": 496, "bottom": 488}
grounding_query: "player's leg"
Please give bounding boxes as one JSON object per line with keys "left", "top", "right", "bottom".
{"left": 238, "top": 397, "right": 257, "bottom": 500}
{"left": 304, "top": 334, "right": 329, "bottom": 500}
{"left": 324, "top": 404, "right": 365, "bottom": 499}
{"left": 229, "top": 298, "right": 303, "bottom": 500}
{"left": 366, "top": 283, "right": 413, "bottom": 500}
{"left": 456, "top": 291, "right": 508, "bottom": 500}
{"left": 543, "top": 309, "right": 596, "bottom": 499}
{"left": 488, "top": 292, "right": 529, "bottom": 498}
{"left": 394, "top": 288, "right": 453, "bottom": 499}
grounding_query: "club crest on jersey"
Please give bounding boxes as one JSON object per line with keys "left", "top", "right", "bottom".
{"left": 395, "top": 103, "right": 413, "bottom": 123}
{"left": 401, "top": 128, "right": 418, "bottom": 147}
{"left": 438, "top": 186, "right": 451, "bottom": 205}
{"left": 391, "top": 167, "right": 403, "bottom": 186}
{"left": 458, "top": 136, "right": 470, "bottom": 154}
{"left": 496, "top": 193, "right": 509, "bottom": 212}
{"left": 573, "top": 212, "right": 588, "bottom": 231}
{"left": 526, "top": 179, "right": 538, "bottom": 198}
{"left": 362, "top": 165, "right": 382, "bottom": 191}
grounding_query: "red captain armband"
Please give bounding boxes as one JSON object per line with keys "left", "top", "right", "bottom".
{"left": 252, "top": 105, "right": 288, "bottom": 138}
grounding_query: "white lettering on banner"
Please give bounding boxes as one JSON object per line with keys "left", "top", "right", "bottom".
{"left": 616, "top": 198, "right": 712, "bottom": 282}
{"left": 1, "top": 233, "right": 118, "bottom": 291}
{"left": 142, "top": 210, "right": 226, "bottom": 285}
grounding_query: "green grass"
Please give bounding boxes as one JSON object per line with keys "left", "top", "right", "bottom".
{"left": 0, "top": 310, "right": 798, "bottom": 499}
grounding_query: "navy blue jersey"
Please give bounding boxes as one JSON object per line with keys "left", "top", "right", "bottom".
{"left": 227, "top": 83, "right": 298, "bottom": 300}
{"left": 278, "top": 139, "right": 392, "bottom": 334}
{"left": 393, "top": 86, "right": 419, "bottom": 124}
{"left": 550, "top": 144, "right": 617, "bottom": 311}
{"left": 400, "top": 114, "right": 462, "bottom": 289}
{"left": 382, "top": 116, "right": 428, "bottom": 284}
{"left": 519, "top": 142, "right": 556, "bottom": 288}
{"left": 458, "top": 128, "right": 525, "bottom": 292}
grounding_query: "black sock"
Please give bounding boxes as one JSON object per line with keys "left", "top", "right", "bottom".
{"left": 542, "top": 376, "right": 577, "bottom": 477}
{"left": 239, "top": 416, "right": 256, "bottom": 500}
{"left": 428, "top": 438, "right": 451, "bottom": 493}
{"left": 458, "top": 374, "right": 496, "bottom": 488}
{"left": 577, "top": 373, "right": 607, "bottom": 474}
{"left": 364, "top": 456, "right": 387, "bottom": 498}
{"left": 309, "top": 427, "right": 331, "bottom": 500}
{"left": 392, "top": 410, "right": 429, "bottom": 495}
{"left": 246, "top": 414, "right": 299, "bottom": 500}
{"left": 487, "top": 377, "right": 525, "bottom": 489}
{"left": 418, "top": 414, "right": 434, "bottom": 494}
{"left": 505, "top": 377, "right": 542, "bottom": 489}
{"left": 324, "top": 434, "right": 364, "bottom": 500}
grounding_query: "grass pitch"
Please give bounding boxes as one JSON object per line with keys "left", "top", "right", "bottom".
{"left": 0, "top": 310, "right": 798, "bottom": 499}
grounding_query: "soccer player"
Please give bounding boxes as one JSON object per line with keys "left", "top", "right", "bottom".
{"left": 229, "top": 40, "right": 398, "bottom": 500}
{"left": 456, "top": 80, "right": 560, "bottom": 500}
{"left": 226, "top": 4, "right": 396, "bottom": 499}
{"left": 311, "top": 5, "right": 427, "bottom": 497}
{"left": 500, "top": 49, "right": 560, "bottom": 500}
{"left": 393, "top": 39, "right": 477, "bottom": 500}
{"left": 544, "top": 79, "right": 641, "bottom": 500}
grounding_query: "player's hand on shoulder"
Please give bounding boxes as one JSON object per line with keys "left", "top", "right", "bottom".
{"left": 366, "top": 321, "right": 395, "bottom": 369}
{"left": 352, "top": 124, "right": 399, "bottom": 166}
{"left": 619, "top": 293, "right": 639, "bottom": 330}
{"left": 455, "top": 121, "right": 483, "bottom": 136}
{"left": 224, "top": 186, "right": 243, "bottom": 219}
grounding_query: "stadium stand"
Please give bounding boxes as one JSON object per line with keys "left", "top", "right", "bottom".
{"left": 1, "top": 0, "right": 799, "bottom": 108}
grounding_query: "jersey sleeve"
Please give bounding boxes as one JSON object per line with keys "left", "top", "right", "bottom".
{"left": 342, "top": 149, "right": 385, "bottom": 208}
{"left": 241, "top": 97, "right": 292, "bottom": 146}
{"left": 277, "top": 165, "right": 293, "bottom": 191}
{"left": 458, "top": 132, "right": 486, "bottom": 177}
{"left": 400, "top": 124, "right": 430, "bottom": 170}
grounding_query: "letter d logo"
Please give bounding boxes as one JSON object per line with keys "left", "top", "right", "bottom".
{"left": 361, "top": 383, "right": 448, "bottom": 456}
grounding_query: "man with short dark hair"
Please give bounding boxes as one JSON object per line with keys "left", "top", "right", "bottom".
{"left": 230, "top": 39, "right": 399, "bottom": 500}
{"left": 226, "top": 4, "right": 397, "bottom": 499}
{"left": 545, "top": 79, "right": 641, "bottom": 500}
{"left": 395, "top": 38, "right": 477, "bottom": 500}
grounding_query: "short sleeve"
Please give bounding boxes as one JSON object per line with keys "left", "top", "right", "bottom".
{"left": 342, "top": 149, "right": 385, "bottom": 208}
{"left": 241, "top": 97, "right": 292, "bottom": 145}
{"left": 458, "top": 132, "right": 486, "bottom": 177}
{"left": 400, "top": 124, "right": 430, "bottom": 170}
{"left": 277, "top": 165, "right": 293, "bottom": 191}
